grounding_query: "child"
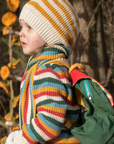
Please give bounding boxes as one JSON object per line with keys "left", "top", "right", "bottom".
{"left": 5, "top": 0, "right": 81, "bottom": 143}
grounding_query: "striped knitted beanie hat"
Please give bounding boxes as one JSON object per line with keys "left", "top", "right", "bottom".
{"left": 19, "top": 0, "right": 79, "bottom": 47}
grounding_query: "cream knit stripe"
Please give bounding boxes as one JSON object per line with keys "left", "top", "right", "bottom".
{"left": 63, "top": 0, "right": 79, "bottom": 26}
{"left": 67, "top": 104, "right": 81, "bottom": 111}
{"left": 53, "top": 45, "right": 68, "bottom": 56}
{"left": 31, "top": 0, "right": 67, "bottom": 37}
{"left": 32, "top": 119, "right": 51, "bottom": 141}
{"left": 49, "top": 0, "right": 76, "bottom": 43}
{"left": 41, "top": 0, "right": 74, "bottom": 45}
{"left": 20, "top": 5, "right": 52, "bottom": 36}
{"left": 20, "top": 81, "right": 24, "bottom": 89}
{"left": 34, "top": 72, "right": 70, "bottom": 84}
{"left": 60, "top": 0, "right": 79, "bottom": 36}
{"left": 27, "top": 89, "right": 31, "bottom": 125}
{"left": 54, "top": 0, "right": 79, "bottom": 40}
{"left": 54, "top": 57, "right": 69, "bottom": 65}
{"left": 38, "top": 111, "right": 64, "bottom": 123}
{"left": 35, "top": 95, "right": 66, "bottom": 104}
{"left": 20, "top": 3, "right": 68, "bottom": 46}
{"left": 19, "top": 100, "right": 22, "bottom": 129}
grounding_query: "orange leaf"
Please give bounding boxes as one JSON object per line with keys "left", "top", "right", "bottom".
{"left": 2, "top": 26, "right": 9, "bottom": 35}
{"left": 0, "top": 136, "right": 7, "bottom": 144}
{"left": 4, "top": 112, "right": 11, "bottom": 121}
{"left": 1, "top": 12, "right": 17, "bottom": 26}
{"left": 0, "top": 66, "right": 10, "bottom": 80}
{"left": 13, "top": 35, "right": 19, "bottom": 42}
{"left": 7, "top": 0, "right": 19, "bottom": 12}
{"left": 14, "top": 113, "right": 19, "bottom": 120}
{"left": 4, "top": 112, "right": 19, "bottom": 121}
{"left": 0, "top": 82, "right": 10, "bottom": 94}
{"left": 8, "top": 59, "right": 20, "bottom": 69}
{"left": 13, "top": 95, "right": 20, "bottom": 107}
{"left": 8, "top": 63, "right": 16, "bottom": 69}
{"left": 12, "top": 126, "right": 19, "bottom": 131}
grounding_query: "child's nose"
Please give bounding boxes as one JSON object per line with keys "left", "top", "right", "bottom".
{"left": 19, "top": 29, "right": 25, "bottom": 37}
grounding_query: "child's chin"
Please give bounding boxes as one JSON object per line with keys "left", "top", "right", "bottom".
{"left": 23, "top": 50, "right": 31, "bottom": 55}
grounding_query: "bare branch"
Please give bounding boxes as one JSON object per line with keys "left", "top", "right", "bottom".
{"left": 88, "top": 0, "right": 102, "bottom": 29}
{"left": 9, "top": 74, "right": 22, "bottom": 81}
{"left": 0, "top": 100, "right": 6, "bottom": 115}
{"left": 7, "top": 29, "right": 19, "bottom": 36}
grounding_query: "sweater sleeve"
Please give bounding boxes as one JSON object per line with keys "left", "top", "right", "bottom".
{"left": 21, "top": 64, "right": 72, "bottom": 143}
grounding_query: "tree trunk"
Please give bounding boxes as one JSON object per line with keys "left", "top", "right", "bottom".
{"left": 69, "top": 0, "right": 108, "bottom": 84}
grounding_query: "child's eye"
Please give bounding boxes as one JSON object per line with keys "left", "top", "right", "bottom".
{"left": 28, "top": 25, "right": 32, "bottom": 29}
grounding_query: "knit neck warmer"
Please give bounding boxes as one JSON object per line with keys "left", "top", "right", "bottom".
{"left": 28, "top": 44, "right": 71, "bottom": 69}
{"left": 19, "top": 44, "right": 71, "bottom": 128}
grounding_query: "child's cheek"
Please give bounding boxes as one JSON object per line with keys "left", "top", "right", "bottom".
{"left": 27, "top": 37, "right": 38, "bottom": 48}
{"left": 31, "top": 39, "right": 40, "bottom": 48}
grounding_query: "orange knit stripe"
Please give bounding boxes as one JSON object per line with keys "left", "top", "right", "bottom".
{"left": 63, "top": 0, "right": 79, "bottom": 27}
{"left": 40, "top": 105, "right": 66, "bottom": 113}
{"left": 49, "top": 137, "right": 80, "bottom": 143}
{"left": 30, "top": 54, "right": 65, "bottom": 63}
{"left": 67, "top": 93, "right": 72, "bottom": 101}
{"left": 56, "top": 71, "right": 69, "bottom": 77}
{"left": 23, "top": 124, "right": 38, "bottom": 143}
{"left": 32, "top": 87, "right": 69, "bottom": 98}
{"left": 42, "top": 0, "right": 73, "bottom": 45}
{"left": 21, "top": 72, "right": 31, "bottom": 124}
{"left": 21, "top": 62, "right": 38, "bottom": 123}
{"left": 37, "top": 116, "right": 60, "bottom": 136}
{"left": 28, "top": 1, "right": 67, "bottom": 43}
{"left": 53, "top": 0, "right": 78, "bottom": 40}
{"left": 31, "top": 63, "right": 38, "bottom": 116}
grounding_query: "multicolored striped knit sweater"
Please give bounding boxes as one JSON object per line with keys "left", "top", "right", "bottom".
{"left": 19, "top": 44, "right": 81, "bottom": 144}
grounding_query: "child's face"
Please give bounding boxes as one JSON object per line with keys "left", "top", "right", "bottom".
{"left": 19, "top": 20, "right": 45, "bottom": 55}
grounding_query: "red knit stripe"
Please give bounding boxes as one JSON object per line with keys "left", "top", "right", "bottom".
{"left": 34, "top": 118, "right": 55, "bottom": 138}
{"left": 34, "top": 91, "right": 65, "bottom": 99}
{"left": 35, "top": 68, "right": 69, "bottom": 81}
{"left": 23, "top": 132, "right": 37, "bottom": 144}
{"left": 21, "top": 73, "right": 27, "bottom": 83}
{"left": 34, "top": 91, "right": 77, "bottom": 106}
{"left": 23, "top": 84, "right": 29, "bottom": 123}
{"left": 38, "top": 107, "right": 65, "bottom": 118}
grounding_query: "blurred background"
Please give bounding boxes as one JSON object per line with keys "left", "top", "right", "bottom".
{"left": 0, "top": 0, "right": 114, "bottom": 142}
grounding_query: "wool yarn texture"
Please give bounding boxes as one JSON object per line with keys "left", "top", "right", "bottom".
{"left": 19, "top": 0, "right": 79, "bottom": 47}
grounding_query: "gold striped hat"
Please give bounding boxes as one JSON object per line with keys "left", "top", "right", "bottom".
{"left": 19, "top": 0, "right": 79, "bottom": 47}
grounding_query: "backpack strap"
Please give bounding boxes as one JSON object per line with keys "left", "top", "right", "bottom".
{"left": 70, "top": 69, "right": 91, "bottom": 85}
{"left": 69, "top": 63, "right": 86, "bottom": 73}
{"left": 69, "top": 64, "right": 114, "bottom": 106}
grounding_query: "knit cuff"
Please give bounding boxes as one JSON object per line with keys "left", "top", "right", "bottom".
{"left": 14, "top": 130, "right": 29, "bottom": 144}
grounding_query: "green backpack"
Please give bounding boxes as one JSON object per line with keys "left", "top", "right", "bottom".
{"left": 69, "top": 63, "right": 114, "bottom": 144}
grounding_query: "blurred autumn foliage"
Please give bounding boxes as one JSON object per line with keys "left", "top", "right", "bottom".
{"left": 0, "top": 0, "right": 21, "bottom": 143}
{"left": 0, "top": 0, "right": 29, "bottom": 143}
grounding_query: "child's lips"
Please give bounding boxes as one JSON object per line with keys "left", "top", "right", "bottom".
{"left": 21, "top": 41, "right": 27, "bottom": 47}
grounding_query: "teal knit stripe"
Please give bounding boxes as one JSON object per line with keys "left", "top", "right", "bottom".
{"left": 27, "top": 123, "right": 45, "bottom": 143}
{"left": 37, "top": 100, "right": 67, "bottom": 108}
{"left": 29, "top": 75, "right": 35, "bottom": 121}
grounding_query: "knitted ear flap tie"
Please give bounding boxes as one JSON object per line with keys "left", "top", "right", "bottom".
{"left": 19, "top": 0, "right": 79, "bottom": 47}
